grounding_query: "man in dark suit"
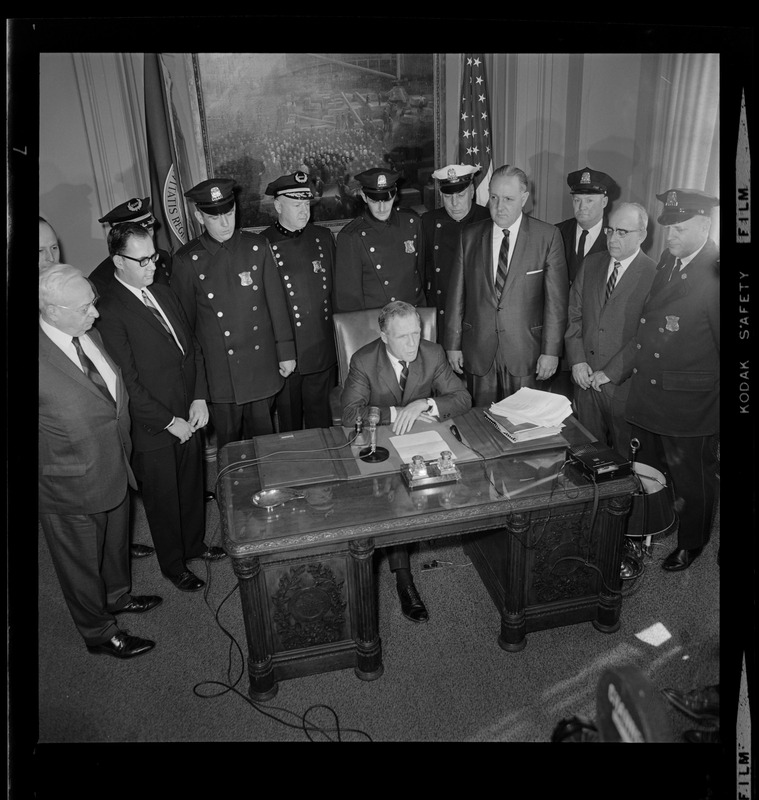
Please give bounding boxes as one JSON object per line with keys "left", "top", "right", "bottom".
{"left": 594, "top": 189, "right": 720, "bottom": 571}
{"left": 421, "top": 164, "right": 490, "bottom": 342}
{"left": 96, "top": 223, "right": 227, "bottom": 592}
{"left": 552, "top": 167, "right": 613, "bottom": 399}
{"left": 564, "top": 202, "right": 656, "bottom": 455}
{"left": 333, "top": 168, "right": 425, "bottom": 312}
{"left": 39, "top": 216, "right": 61, "bottom": 269}
{"left": 39, "top": 264, "right": 161, "bottom": 659}
{"left": 261, "top": 171, "right": 337, "bottom": 430}
{"left": 89, "top": 197, "right": 172, "bottom": 295}
{"left": 171, "top": 177, "right": 296, "bottom": 448}
{"left": 341, "top": 301, "right": 472, "bottom": 622}
{"left": 444, "top": 164, "right": 568, "bottom": 406}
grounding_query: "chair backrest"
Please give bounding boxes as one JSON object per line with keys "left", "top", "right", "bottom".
{"left": 333, "top": 306, "right": 437, "bottom": 386}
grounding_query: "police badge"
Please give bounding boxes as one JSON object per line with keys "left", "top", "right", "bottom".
{"left": 312, "top": 260, "right": 324, "bottom": 273}
{"left": 404, "top": 240, "right": 416, "bottom": 254}
{"left": 239, "top": 271, "right": 253, "bottom": 286}
{"left": 665, "top": 315, "right": 680, "bottom": 332}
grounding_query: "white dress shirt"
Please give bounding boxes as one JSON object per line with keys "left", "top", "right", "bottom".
{"left": 39, "top": 317, "right": 118, "bottom": 400}
{"left": 576, "top": 218, "right": 605, "bottom": 256}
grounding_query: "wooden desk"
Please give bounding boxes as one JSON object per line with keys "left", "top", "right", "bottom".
{"left": 217, "top": 410, "right": 636, "bottom": 700}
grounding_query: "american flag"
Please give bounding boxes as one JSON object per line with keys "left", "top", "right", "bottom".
{"left": 458, "top": 54, "right": 493, "bottom": 207}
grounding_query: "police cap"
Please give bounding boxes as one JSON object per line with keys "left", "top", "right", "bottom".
{"left": 655, "top": 188, "right": 720, "bottom": 225}
{"left": 265, "top": 171, "right": 315, "bottom": 200}
{"left": 567, "top": 167, "right": 614, "bottom": 195}
{"left": 98, "top": 197, "right": 155, "bottom": 227}
{"left": 432, "top": 164, "right": 478, "bottom": 194}
{"left": 355, "top": 168, "right": 399, "bottom": 200}
{"left": 184, "top": 178, "right": 236, "bottom": 214}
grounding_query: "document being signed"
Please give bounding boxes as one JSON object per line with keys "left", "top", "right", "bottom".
{"left": 388, "top": 430, "right": 454, "bottom": 464}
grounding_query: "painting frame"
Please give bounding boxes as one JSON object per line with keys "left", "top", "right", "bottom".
{"left": 188, "top": 53, "right": 445, "bottom": 234}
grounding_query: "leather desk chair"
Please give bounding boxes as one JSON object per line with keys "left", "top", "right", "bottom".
{"left": 330, "top": 306, "right": 437, "bottom": 426}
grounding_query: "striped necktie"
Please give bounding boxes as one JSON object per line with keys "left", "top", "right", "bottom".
{"left": 495, "top": 230, "right": 510, "bottom": 299}
{"left": 72, "top": 337, "right": 114, "bottom": 403}
{"left": 142, "top": 290, "right": 172, "bottom": 336}
{"left": 605, "top": 261, "right": 620, "bottom": 304}
{"left": 398, "top": 360, "right": 409, "bottom": 393}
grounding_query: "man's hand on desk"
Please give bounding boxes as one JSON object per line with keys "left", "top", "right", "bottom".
{"left": 392, "top": 399, "right": 435, "bottom": 435}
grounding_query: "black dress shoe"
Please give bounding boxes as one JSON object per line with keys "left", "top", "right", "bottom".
{"left": 662, "top": 546, "right": 703, "bottom": 571}
{"left": 661, "top": 684, "right": 720, "bottom": 720}
{"left": 396, "top": 581, "right": 429, "bottom": 623}
{"left": 683, "top": 728, "right": 720, "bottom": 744}
{"left": 114, "top": 595, "right": 163, "bottom": 614}
{"left": 87, "top": 631, "right": 155, "bottom": 659}
{"left": 204, "top": 490, "right": 216, "bottom": 502}
{"left": 130, "top": 543, "right": 155, "bottom": 558}
{"left": 166, "top": 570, "right": 205, "bottom": 592}
{"left": 188, "top": 546, "right": 227, "bottom": 562}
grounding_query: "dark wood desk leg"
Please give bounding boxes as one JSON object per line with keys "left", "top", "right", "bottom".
{"left": 592, "top": 494, "right": 631, "bottom": 634}
{"left": 498, "top": 513, "right": 531, "bottom": 652}
{"left": 234, "top": 555, "right": 278, "bottom": 701}
{"left": 349, "top": 538, "right": 384, "bottom": 681}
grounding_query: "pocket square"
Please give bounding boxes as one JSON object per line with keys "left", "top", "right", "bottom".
{"left": 525, "top": 269, "right": 544, "bottom": 275}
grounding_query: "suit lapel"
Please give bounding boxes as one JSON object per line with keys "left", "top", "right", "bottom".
{"left": 378, "top": 347, "right": 402, "bottom": 404}
{"left": 116, "top": 281, "right": 183, "bottom": 352}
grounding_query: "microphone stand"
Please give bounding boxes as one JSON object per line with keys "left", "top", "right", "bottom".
{"left": 359, "top": 407, "right": 389, "bottom": 463}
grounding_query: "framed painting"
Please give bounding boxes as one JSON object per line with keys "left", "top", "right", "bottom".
{"left": 190, "top": 53, "right": 443, "bottom": 233}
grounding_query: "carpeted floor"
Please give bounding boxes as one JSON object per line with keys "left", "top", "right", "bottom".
{"left": 33, "top": 461, "right": 722, "bottom": 747}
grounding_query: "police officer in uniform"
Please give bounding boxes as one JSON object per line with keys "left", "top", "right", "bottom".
{"left": 421, "top": 164, "right": 490, "bottom": 342}
{"left": 89, "top": 198, "right": 172, "bottom": 294}
{"left": 262, "top": 171, "right": 337, "bottom": 430}
{"left": 551, "top": 168, "right": 614, "bottom": 400}
{"left": 334, "top": 168, "right": 425, "bottom": 312}
{"left": 171, "top": 178, "right": 296, "bottom": 448}
{"left": 594, "top": 189, "right": 720, "bottom": 571}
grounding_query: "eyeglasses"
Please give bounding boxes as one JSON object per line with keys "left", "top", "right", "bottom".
{"left": 118, "top": 252, "right": 160, "bottom": 268}
{"left": 604, "top": 227, "right": 644, "bottom": 239}
{"left": 52, "top": 294, "right": 99, "bottom": 315}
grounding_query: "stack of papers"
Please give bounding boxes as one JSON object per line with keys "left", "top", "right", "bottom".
{"left": 485, "top": 388, "right": 572, "bottom": 443}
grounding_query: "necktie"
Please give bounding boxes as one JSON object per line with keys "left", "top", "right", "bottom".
{"left": 72, "top": 337, "right": 114, "bottom": 403}
{"left": 399, "top": 360, "right": 409, "bottom": 393}
{"left": 577, "top": 228, "right": 588, "bottom": 260}
{"left": 495, "top": 230, "right": 510, "bottom": 299}
{"left": 668, "top": 257, "right": 682, "bottom": 281}
{"left": 605, "top": 261, "right": 620, "bottom": 304}
{"left": 142, "top": 290, "right": 173, "bottom": 336}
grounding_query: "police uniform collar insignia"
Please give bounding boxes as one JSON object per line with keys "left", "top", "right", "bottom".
{"left": 665, "top": 315, "right": 680, "bottom": 332}
{"left": 581, "top": 171, "right": 591, "bottom": 184}
{"left": 274, "top": 220, "right": 303, "bottom": 238}
{"left": 211, "top": 186, "right": 223, "bottom": 202}
{"left": 666, "top": 191, "right": 678, "bottom": 206}
{"left": 239, "top": 271, "right": 252, "bottom": 286}
{"left": 377, "top": 174, "right": 387, "bottom": 188}
{"left": 127, "top": 198, "right": 142, "bottom": 212}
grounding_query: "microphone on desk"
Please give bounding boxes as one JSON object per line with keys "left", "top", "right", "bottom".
{"left": 359, "top": 405, "right": 389, "bottom": 463}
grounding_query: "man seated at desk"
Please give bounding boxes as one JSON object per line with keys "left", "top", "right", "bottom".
{"left": 341, "top": 300, "right": 472, "bottom": 623}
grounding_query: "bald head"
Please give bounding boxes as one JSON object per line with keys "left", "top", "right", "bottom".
{"left": 39, "top": 217, "right": 61, "bottom": 270}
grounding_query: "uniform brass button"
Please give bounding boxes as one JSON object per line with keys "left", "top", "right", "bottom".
{"left": 289, "top": 291, "right": 294, "bottom": 296}
{"left": 437, "top": 290, "right": 442, "bottom": 295}
{"left": 217, "top": 311, "right": 223, "bottom": 317}
{"left": 296, "top": 322, "right": 302, "bottom": 327}
{"left": 651, "top": 379, "right": 656, "bottom": 384}
{"left": 636, "top": 344, "right": 641, "bottom": 349}
{"left": 658, "top": 328, "right": 664, "bottom": 333}
{"left": 286, "top": 283, "right": 292, "bottom": 288}
{"left": 253, "top": 285, "right": 258, "bottom": 291}
{"left": 252, "top": 306, "right": 257, "bottom": 311}
{"left": 224, "top": 331, "right": 230, "bottom": 336}
{"left": 436, "top": 267, "right": 440, "bottom": 272}
{"left": 434, "top": 245, "right": 439, "bottom": 250}
{"left": 440, "top": 309, "right": 445, "bottom": 315}
{"left": 253, "top": 325, "right": 258, "bottom": 331}
{"left": 193, "top": 256, "right": 199, "bottom": 262}
{"left": 384, "top": 281, "right": 389, "bottom": 285}
{"left": 252, "top": 245, "right": 259, "bottom": 251}
{"left": 633, "top": 368, "right": 638, "bottom": 374}
{"left": 208, "top": 293, "right": 214, "bottom": 299}
{"left": 376, "top": 264, "right": 382, "bottom": 269}
{"left": 436, "top": 222, "right": 441, "bottom": 228}
{"left": 295, "top": 313, "right": 300, "bottom": 318}
{"left": 252, "top": 265, "right": 257, "bottom": 270}
{"left": 654, "top": 353, "right": 660, "bottom": 358}
{"left": 255, "top": 345, "right": 260, "bottom": 350}
{"left": 199, "top": 273, "right": 204, "bottom": 279}
{"left": 284, "top": 275, "right": 289, "bottom": 281}
{"left": 640, "top": 317, "right": 645, "bottom": 323}
{"left": 228, "top": 349, "right": 233, "bottom": 355}
{"left": 370, "top": 247, "right": 375, "bottom": 252}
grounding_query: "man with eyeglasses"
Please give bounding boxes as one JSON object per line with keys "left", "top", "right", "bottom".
{"left": 421, "top": 164, "right": 490, "bottom": 342}
{"left": 172, "top": 178, "right": 296, "bottom": 447}
{"left": 564, "top": 202, "right": 656, "bottom": 455}
{"left": 88, "top": 197, "right": 172, "bottom": 295}
{"left": 596, "top": 189, "right": 720, "bottom": 572}
{"left": 261, "top": 171, "right": 337, "bottom": 431}
{"left": 333, "top": 168, "right": 425, "bottom": 312}
{"left": 39, "top": 263, "right": 162, "bottom": 659}
{"left": 96, "top": 223, "right": 226, "bottom": 593}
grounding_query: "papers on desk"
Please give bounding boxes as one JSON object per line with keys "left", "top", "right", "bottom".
{"left": 486, "top": 388, "right": 573, "bottom": 443}
{"left": 388, "top": 430, "right": 455, "bottom": 464}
